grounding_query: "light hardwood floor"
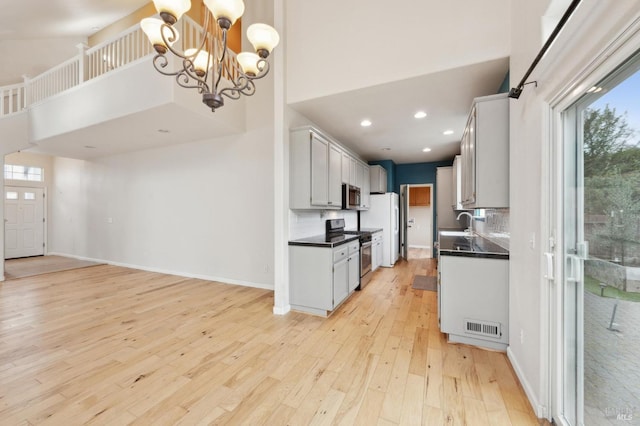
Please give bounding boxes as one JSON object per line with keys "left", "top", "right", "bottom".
{"left": 0, "top": 256, "right": 542, "bottom": 425}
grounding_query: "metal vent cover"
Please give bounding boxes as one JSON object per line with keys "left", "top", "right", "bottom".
{"left": 464, "top": 318, "right": 502, "bottom": 338}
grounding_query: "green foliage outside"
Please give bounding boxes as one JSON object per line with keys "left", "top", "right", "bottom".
{"left": 583, "top": 105, "right": 640, "bottom": 266}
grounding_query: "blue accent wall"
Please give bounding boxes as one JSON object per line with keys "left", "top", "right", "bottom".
{"left": 498, "top": 70, "right": 510, "bottom": 94}
{"left": 395, "top": 160, "right": 452, "bottom": 194}
{"left": 369, "top": 159, "right": 455, "bottom": 246}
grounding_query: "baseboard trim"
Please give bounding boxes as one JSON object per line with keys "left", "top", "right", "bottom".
{"left": 273, "top": 305, "right": 291, "bottom": 315}
{"left": 46, "top": 252, "right": 274, "bottom": 291}
{"left": 507, "top": 347, "right": 547, "bottom": 419}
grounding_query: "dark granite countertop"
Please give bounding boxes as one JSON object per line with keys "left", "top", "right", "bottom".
{"left": 345, "top": 228, "right": 383, "bottom": 234}
{"left": 438, "top": 233, "right": 509, "bottom": 260}
{"left": 289, "top": 233, "right": 359, "bottom": 248}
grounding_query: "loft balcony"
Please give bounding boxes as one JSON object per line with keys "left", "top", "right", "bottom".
{"left": 0, "top": 17, "right": 246, "bottom": 159}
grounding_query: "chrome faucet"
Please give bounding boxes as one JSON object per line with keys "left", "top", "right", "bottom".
{"left": 456, "top": 211, "right": 474, "bottom": 235}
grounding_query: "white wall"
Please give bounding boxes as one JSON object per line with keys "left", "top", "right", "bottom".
{"left": 508, "top": 0, "right": 640, "bottom": 419}
{"left": 48, "top": 0, "right": 278, "bottom": 290}
{"left": 286, "top": 0, "right": 511, "bottom": 103}
{"left": 50, "top": 126, "right": 275, "bottom": 288}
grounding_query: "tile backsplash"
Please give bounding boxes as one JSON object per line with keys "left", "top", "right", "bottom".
{"left": 475, "top": 209, "right": 510, "bottom": 250}
{"left": 289, "top": 210, "right": 358, "bottom": 240}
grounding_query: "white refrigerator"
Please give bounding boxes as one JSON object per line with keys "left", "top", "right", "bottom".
{"left": 361, "top": 192, "right": 399, "bottom": 267}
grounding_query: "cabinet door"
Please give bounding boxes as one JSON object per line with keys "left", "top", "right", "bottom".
{"left": 356, "top": 162, "right": 365, "bottom": 189}
{"left": 452, "top": 155, "right": 461, "bottom": 209}
{"left": 333, "top": 258, "right": 349, "bottom": 308}
{"left": 461, "top": 108, "right": 476, "bottom": 207}
{"left": 310, "top": 133, "right": 329, "bottom": 206}
{"left": 328, "top": 144, "right": 343, "bottom": 207}
{"left": 348, "top": 252, "right": 360, "bottom": 292}
{"left": 341, "top": 152, "right": 350, "bottom": 184}
{"left": 349, "top": 158, "right": 357, "bottom": 185}
{"left": 376, "top": 241, "right": 383, "bottom": 268}
{"left": 361, "top": 165, "right": 370, "bottom": 209}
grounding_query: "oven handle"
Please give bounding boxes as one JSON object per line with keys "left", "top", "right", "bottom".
{"left": 361, "top": 241, "right": 373, "bottom": 248}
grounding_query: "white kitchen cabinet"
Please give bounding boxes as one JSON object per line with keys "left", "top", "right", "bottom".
{"left": 356, "top": 161, "right": 365, "bottom": 189}
{"left": 359, "top": 163, "right": 370, "bottom": 210}
{"left": 451, "top": 155, "right": 462, "bottom": 209}
{"left": 349, "top": 157, "right": 357, "bottom": 186}
{"left": 329, "top": 144, "right": 343, "bottom": 207}
{"left": 460, "top": 93, "right": 509, "bottom": 208}
{"left": 439, "top": 254, "right": 509, "bottom": 351}
{"left": 436, "top": 166, "right": 457, "bottom": 229}
{"left": 290, "top": 241, "right": 358, "bottom": 316}
{"left": 341, "top": 151, "right": 351, "bottom": 184}
{"left": 371, "top": 231, "right": 383, "bottom": 272}
{"left": 348, "top": 241, "right": 360, "bottom": 292}
{"left": 369, "top": 165, "right": 387, "bottom": 193}
{"left": 290, "top": 127, "right": 342, "bottom": 210}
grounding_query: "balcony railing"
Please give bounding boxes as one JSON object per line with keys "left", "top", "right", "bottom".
{"left": 0, "top": 15, "right": 239, "bottom": 119}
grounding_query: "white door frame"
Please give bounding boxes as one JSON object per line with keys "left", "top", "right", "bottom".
{"left": 545, "top": 14, "right": 640, "bottom": 426}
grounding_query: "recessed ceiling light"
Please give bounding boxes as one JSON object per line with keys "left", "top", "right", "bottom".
{"left": 414, "top": 111, "right": 427, "bottom": 119}
{"left": 443, "top": 130, "right": 454, "bottom": 135}
{"left": 360, "top": 119, "right": 372, "bottom": 127}
{"left": 381, "top": 147, "right": 391, "bottom": 151}
{"left": 84, "top": 145, "right": 96, "bottom": 149}
{"left": 422, "top": 147, "right": 432, "bottom": 152}
{"left": 158, "top": 129, "right": 170, "bottom": 133}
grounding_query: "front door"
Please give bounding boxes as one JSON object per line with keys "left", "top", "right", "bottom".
{"left": 4, "top": 186, "right": 45, "bottom": 259}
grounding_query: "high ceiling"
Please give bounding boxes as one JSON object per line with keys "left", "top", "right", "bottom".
{"left": 1, "top": 1, "right": 511, "bottom": 164}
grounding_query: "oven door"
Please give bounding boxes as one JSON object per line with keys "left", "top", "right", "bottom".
{"left": 361, "top": 241, "right": 372, "bottom": 277}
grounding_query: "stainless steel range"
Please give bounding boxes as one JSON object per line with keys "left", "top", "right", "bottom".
{"left": 325, "top": 219, "right": 373, "bottom": 290}
{"left": 344, "top": 229, "right": 373, "bottom": 290}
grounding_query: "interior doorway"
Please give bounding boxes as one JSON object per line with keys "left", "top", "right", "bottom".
{"left": 402, "top": 183, "right": 434, "bottom": 260}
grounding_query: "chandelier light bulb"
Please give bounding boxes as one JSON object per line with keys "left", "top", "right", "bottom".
{"left": 141, "top": 18, "right": 179, "bottom": 54}
{"left": 152, "top": 0, "right": 192, "bottom": 25}
{"left": 204, "top": 0, "right": 245, "bottom": 28}
{"left": 237, "top": 52, "right": 261, "bottom": 76}
{"left": 185, "top": 48, "right": 212, "bottom": 76}
{"left": 247, "top": 23, "right": 280, "bottom": 58}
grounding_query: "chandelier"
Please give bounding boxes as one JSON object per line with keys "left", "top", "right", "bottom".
{"left": 141, "top": 0, "right": 280, "bottom": 111}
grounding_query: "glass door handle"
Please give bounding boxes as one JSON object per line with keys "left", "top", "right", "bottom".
{"left": 566, "top": 254, "right": 582, "bottom": 283}
{"left": 544, "top": 252, "right": 554, "bottom": 280}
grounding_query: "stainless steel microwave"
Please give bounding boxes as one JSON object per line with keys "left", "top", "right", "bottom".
{"left": 342, "top": 184, "right": 361, "bottom": 210}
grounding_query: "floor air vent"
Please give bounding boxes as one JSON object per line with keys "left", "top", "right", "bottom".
{"left": 464, "top": 318, "right": 501, "bottom": 338}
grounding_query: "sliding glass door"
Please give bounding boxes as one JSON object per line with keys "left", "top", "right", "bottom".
{"left": 560, "top": 52, "right": 640, "bottom": 425}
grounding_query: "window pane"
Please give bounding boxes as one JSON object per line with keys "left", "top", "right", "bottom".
{"left": 4, "top": 164, "right": 43, "bottom": 182}
{"left": 6, "top": 191, "right": 18, "bottom": 200}
{"left": 24, "top": 192, "right": 35, "bottom": 200}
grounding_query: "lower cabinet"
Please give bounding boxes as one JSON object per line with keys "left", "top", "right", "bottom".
{"left": 371, "top": 231, "right": 383, "bottom": 272}
{"left": 290, "top": 241, "right": 359, "bottom": 316}
{"left": 439, "top": 255, "right": 509, "bottom": 351}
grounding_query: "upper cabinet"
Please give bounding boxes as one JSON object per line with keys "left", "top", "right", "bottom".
{"left": 290, "top": 126, "right": 369, "bottom": 210}
{"left": 360, "top": 163, "right": 370, "bottom": 210}
{"left": 461, "top": 93, "right": 509, "bottom": 209}
{"left": 369, "top": 165, "right": 387, "bottom": 194}
{"left": 452, "top": 155, "right": 462, "bottom": 209}
{"left": 409, "top": 186, "right": 431, "bottom": 206}
{"left": 290, "top": 128, "right": 342, "bottom": 209}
